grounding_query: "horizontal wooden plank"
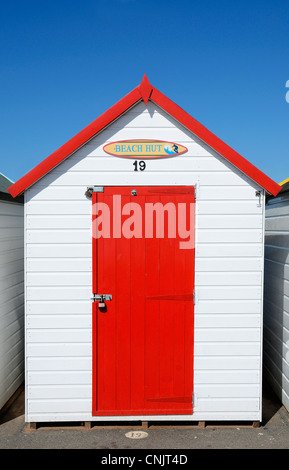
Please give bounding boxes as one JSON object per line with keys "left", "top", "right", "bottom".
{"left": 0, "top": 305, "right": 24, "bottom": 329}
{"left": 265, "top": 232, "right": 289, "bottom": 249}
{"left": 264, "top": 271, "right": 289, "bottom": 298}
{"left": 196, "top": 384, "right": 260, "bottom": 398}
{"left": 263, "top": 340, "right": 289, "bottom": 381}
{"left": 27, "top": 343, "right": 91, "bottom": 357}
{"left": 263, "top": 324, "right": 289, "bottom": 357}
{"left": 198, "top": 286, "right": 261, "bottom": 300}
{"left": 26, "top": 201, "right": 91, "bottom": 215}
{"left": 194, "top": 370, "right": 260, "bottom": 384}
{"left": 266, "top": 216, "right": 289, "bottom": 231}
{"left": 27, "top": 244, "right": 91, "bottom": 258}
{"left": 199, "top": 185, "right": 259, "bottom": 200}
{"left": 0, "top": 271, "right": 24, "bottom": 291}
{"left": 265, "top": 258, "right": 289, "bottom": 282}
{"left": 27, "top": 329, "right": 91, "bottom": 343}
{"left": 33, "top": 170, "right": 248, "bottom": 188}
{"left": 0, "top": 202, "right": 23, "bottom": 216}
{"left": 196, "top": 272, "right": 261, "bottom": 286}
{"left": 28, "top": 371, "right": 91, "bottom": 385}
{"left": 263, "top": 282, "right": 289, "bottom": 312}
{"left": 195, "top": 314, "right": 260, "bottom": 328}
{"left": 27, "top": 314, "right": 91, "bottom": 329}
{"left": 27, "top": 229, "right": 91, "bottom": 244}
{"left": 263, "top": 301, "right": 289, "bottom": 329}
{"left": 27, "top": 215, "right": 90, "bottom": 229}
{"left": 0, "top": 237, "right": 24, "bottom": 254}
{"left": 194, "top": 342, "right": 260, "bottom": 356}
{"left": 2, "top": 282, "right": 24, "bottom": 304}
{"left": 0, "top": 215, "right": 24, "bottom": 229}
{"left": 195, "top": 328, "right": 260, "bottom": 342}
{"left": 27, "top": 258, "right": 92, "bottom": 272}
{"left": 0, "top": 259, "right": 24, "bottom": 279}
{"left": 266, "top": 201, "right": 289, "bottom": 217}
{"left": 27, "top": 185, "right": 93, "bottom": 201}
{"left": 196, "top": 300, "right": 261, "bottom": 314}
{"left": 27, "top": 286, "right": 91, "bottom": 301}
{"left": 264, "top": 314, "right": 289, "bottom": 346}
{"left": 198, "top": 200, "right": 261, "bottom": 215}
{"left": 264, "top": 354, "right": 289, "bottom": 393}
{"left": 28, "top": 385, "right": 91, "bottom": 399}
{"left": 0, "top": 248, "right": 24, "bottom": 265}
{"left": 196, "top": 243, "right": 262, "bottom": 257}
{"left": 27, "top": 357, "right": 91, "bottom": 371}
{"left": 198, "top": 229, "right": 262, "bottom": 244}
{"left": 196, "top": 257, "right": 262, "bottom": 272}
{"left": 195, "top": 398, "right": 259, "bottom": 412}
{"left": 27, "top": 301, "right": 91, "bottom": 315}
{"left": 27, "top": 272, "right": 91, "bottom": 287}
{"left": 198, "top": 215, "right": 262, "bottom": 229}
{"left": 0, "top": 294, "right": 24, "bottom": 318}
{"left": 27, "top": 398, "right": 91, "bottom": 413}
{"left": 194, "top": 356, "right": 260, "bottom": 370}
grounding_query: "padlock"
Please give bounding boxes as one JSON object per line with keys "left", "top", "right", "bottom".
{"left": 99, "top": 302, "right": 106, "bottom": 308}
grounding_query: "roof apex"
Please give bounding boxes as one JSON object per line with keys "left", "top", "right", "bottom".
{"left": 8, "top": 76, "right": 281, "bottom": 197}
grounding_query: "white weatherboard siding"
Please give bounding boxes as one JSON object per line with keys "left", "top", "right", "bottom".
{"left": 25, "top": 101, "right": 264, "bottom": 422}
{"left": 0, "top": 200, "right": 24, "bottom": 410}
{"left": 264, "top": 194, "right": 289, "bottom": 412}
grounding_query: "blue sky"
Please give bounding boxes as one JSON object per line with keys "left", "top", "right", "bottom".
{"left": 1, "top": 0, "right": 289, "bottom": 185}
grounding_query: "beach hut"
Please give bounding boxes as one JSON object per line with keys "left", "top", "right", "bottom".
{"left": 0, "top": 173, "right": 24, "bottom": 413}
{"left": 8, "top": 75, "right": 281, "bottom": 427}
{"left": 264, "top": 178, "right": 289, "bottom": 412}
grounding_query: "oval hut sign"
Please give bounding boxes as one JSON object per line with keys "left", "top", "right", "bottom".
{"left": 103, "top": 140, "right": 188, "bottom": 159}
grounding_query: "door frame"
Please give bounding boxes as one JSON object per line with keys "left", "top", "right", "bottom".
{"left": 91, "top": 185, "right": 195, "bottom": 417}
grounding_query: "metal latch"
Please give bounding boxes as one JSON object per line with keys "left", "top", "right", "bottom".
{"left": 85, "top": 186, "right": 104, "bottom": 197}
{"left": 91, "top": 293, "right": 112, "bottom": 307}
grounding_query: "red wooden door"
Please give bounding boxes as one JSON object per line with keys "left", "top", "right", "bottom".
{"left": 92, "top": 186, "right": 195, "bottom": 416}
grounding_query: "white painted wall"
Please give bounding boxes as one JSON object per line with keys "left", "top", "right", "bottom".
{"left": 24, "top": 101, "right": 265, "bottom": 422}
{"left": 0, "top": 199, "right": 24, "bottom": 411}
{"left": 264, "top": 192, "right": 289, "bottom": 412}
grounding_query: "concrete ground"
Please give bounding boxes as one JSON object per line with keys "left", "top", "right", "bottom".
{"left": 0, "top": 384, "right": 289, "bottom": 450}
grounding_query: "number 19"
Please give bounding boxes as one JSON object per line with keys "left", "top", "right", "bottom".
{"left": 133, "top": 160, "right": 146, "bottom": 171}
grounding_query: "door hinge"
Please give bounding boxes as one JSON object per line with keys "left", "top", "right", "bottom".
{"left": 85, "top": 186, "right": 104, "bottom": 197}
{"left": 193, "top": 290, "right": 196, "bottom": 305}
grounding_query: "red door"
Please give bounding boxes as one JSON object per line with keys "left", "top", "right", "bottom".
{"left": 92, "top": 186, "right": 195, "bottom": 416}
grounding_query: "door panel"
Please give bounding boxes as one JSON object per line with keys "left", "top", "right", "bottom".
{"left": 92, "top": 186, "right": 195, "bottom": 416}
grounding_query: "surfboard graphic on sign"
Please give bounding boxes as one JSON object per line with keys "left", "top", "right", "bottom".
{"left": 103, "top": 140, "right": 188, "bottom": 159}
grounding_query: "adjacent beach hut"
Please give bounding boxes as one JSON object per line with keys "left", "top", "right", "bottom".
{"left": 0, "top": 173, "right": 24, "bottom": 413}
{"left": 8, "top": 75, "right": 281, "bottom": 427}
{"left": 264, "top": 179, "right": 289, "bottom": 412}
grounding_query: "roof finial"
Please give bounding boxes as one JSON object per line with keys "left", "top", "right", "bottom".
{"left": 138, "top": 74, "right": 153, "bottom": 104}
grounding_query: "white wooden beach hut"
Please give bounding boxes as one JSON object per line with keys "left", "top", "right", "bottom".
{"left": 8, "top": 75, "right": 281, "bottom": 427}
{"left": 264, "top": 179, "right": 289, "bottom": 412}
{"left": 0, "top": 173, "right": 24, "bottom": 413}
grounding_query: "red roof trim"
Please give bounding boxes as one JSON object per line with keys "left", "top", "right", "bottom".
{"left": 8, "top": 74, "right": 281, "bottom": 197}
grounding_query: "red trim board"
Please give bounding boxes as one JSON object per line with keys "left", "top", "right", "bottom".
{"left": 8, "top": 74, "right": 281, "bottom": 197}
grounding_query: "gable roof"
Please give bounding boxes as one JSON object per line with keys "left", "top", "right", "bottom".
{"left": 8, "top": 74, "right": 281, "bottom": 197}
